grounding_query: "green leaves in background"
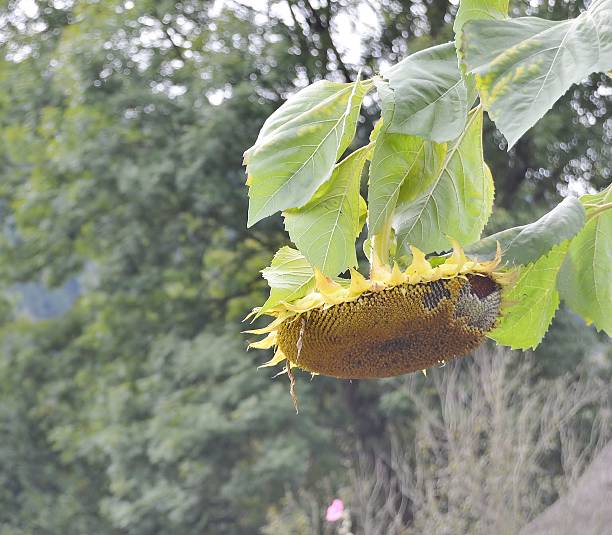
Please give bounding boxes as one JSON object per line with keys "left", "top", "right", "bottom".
{"left": 490, "top": 242, "right": 569, "bottom": 349}
{"left": 283, "top": 145, "right": 369, "bottom": 276}
{"left": 381, "top": 42, "right": 474, "bottom": 142}
{"left": 466, "top": 197, "right": 585, "bottom": 265}
{"left": 392, "top": 107, "right": 494, "bottom": 255}
{"left": 245, "top": 79, "right": 370, "bottom": 226}
{"left": 461, "top": 0, "right": 612, "bottom": 148}
{"left": 257, "top": 247, "right": 314, "bottom": 315}
{"left": 558, "top": 187, "right": 612, "bottom": 335}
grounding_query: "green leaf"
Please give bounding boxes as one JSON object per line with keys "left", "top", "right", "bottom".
{"left": 245, "top": 79, "right": 370, "bottom": 226}
{"left": 490, "top": 242, "right": 569, "bottom": 350}
{"left": 258, "top": 247, "right": 314, "bottom": 315}
{"left": 393, "top": 107, "right": 494, "bottom": 255}
{"left": 373, "top": 77, "right": 395, "bottom": 124}
{"left": 557, "top": 187, "right": 612, "bottom": 335}
{"left": 461, "top": 0, "right": 612, "bottom": 148}
{"left": 454, "top": 0, "right": 509, "bottom": 58}
{"left": 283, "top": 145, "right": 370, "bottom": 276}
{"left": 381, "top": 42, "right": 474, "bottom": 142}
{"left": 465, "top": 197, "right": 585, "bottom": 265}
{"left": 367, "top": 129, "right": 446, "bottom": 238}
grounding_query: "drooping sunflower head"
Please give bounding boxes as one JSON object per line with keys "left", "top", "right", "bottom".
{"left": 247, "top": 241, "right": 515, "bottom": 380}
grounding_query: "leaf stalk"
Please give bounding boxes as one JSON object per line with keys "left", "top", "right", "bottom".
{"left": 585, "top": 202, "right": 612, "bottom": 222}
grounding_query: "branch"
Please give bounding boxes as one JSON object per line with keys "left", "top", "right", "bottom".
{"left": 585, "top": 202, "right": 612, "bottom": 221}
{"left": 160, "top": 23, "right": 186, "bottom": 62}
{"left": 151, "top": 8, "right": 186, "bottom": 63}
{"left": 323, "top": 0, "right": 352, "bottom": 81}
{"left": 327, "top": 32, "right": 352, "bottom": 81}
{"left": 286, "top": 1, "right": 313, "bottom": 83}
{"left": 305, "top": 0, "right": 352, "bottom": 81}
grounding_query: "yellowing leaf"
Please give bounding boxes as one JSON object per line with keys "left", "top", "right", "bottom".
{"left": 462, "top": 0, "right": 612, "bottom": 148}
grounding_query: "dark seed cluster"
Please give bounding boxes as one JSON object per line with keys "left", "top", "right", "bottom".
{"left": 277, "top": 274, "right": 502, "bottom": 379}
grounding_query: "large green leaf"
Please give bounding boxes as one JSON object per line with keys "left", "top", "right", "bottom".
{"left": 454, "top": 0, "right": 509, "bottom": 58}
{"left": 283, "top": 145, "right": 369, "bottom": 276}
{"left": 461, "top": 0, "right": 612, "bottom": 148}
{"left": 367, "top": 128, "right": 446, "bottom": 238}
{"left": 490, "top": 242, "right": 569, "bottom": 349}
{"left": 381, "top": 42, "right": 474, "bottom": 142}
{"left": 465, "top": 197, "right": 585, "bottom": 265}
{"left": 393, "top": 107, "right": 494, "bottom": 255}
{"left": 258, "top": 247, "right": 314, "bottom": 315}
{"left": 245, "top": 79, "right": 370, "bottom": 226}
{"left": 557, "top": 187, "right": 612, "bottom": 335}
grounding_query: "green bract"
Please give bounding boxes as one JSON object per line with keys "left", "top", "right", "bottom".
{"left": 245, "top": 0, "right": 612, "bottom": 351}
{"left": 257, "top": 247, "right": 315, "bottom": 316}
{"left": 490, "top": 242, "right": 569, "bottom": 349}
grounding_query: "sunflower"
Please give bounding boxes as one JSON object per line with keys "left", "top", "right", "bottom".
{"left": 246, "top": 240, "right": 515, "bottom": 384}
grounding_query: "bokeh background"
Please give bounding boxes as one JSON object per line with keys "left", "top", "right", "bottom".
{"left": 0, "top": 0, "right": 610, "bottom": 534}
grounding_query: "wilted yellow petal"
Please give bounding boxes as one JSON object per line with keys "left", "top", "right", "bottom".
{"left": 243, "top": 307, "right": 260, "bottom": 322}
{"left": 406, "top": 246, "right": 433, "bottom": 280}
{"left": 259, "top": 348, "right": 287, "bottom": 369}
{"left": 348, "top": 268, "right": 371, "bottom": 295}
{"left": 388, "top": 262, "right": 406, "bottom": 286}
{"left": 248, "top": 332, "right": 277, "bottom": 349}
{"left": 459, "top": 261, "right": 476, "bottom": 273}
{"left": 445, "top": 238, "right": 468, "bottom": 269}
{"left": 243, "top": 315, "right": 288, "bottom": 334}
{"left": 314, "top": 268, "right": 343, "bottom": 296}
{"left": 283, "top": 292, "right": 325, "bottom": 312}
{"left": 370, "top": 265, "right": 391, "bottom": 284}
{"left": 369, "top": 244, "right": 392, "bottom": 283}
{"left": 474, "top": 241, "right": 503, "bottom": 272}
{"left": 436, "top": 263, "right": 460, "bottom": 277}
{"left": 491, "top": 268, "right": 519, "bottom": 286}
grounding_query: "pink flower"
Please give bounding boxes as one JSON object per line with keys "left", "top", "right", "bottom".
{"left": 326, "top": 498, "right": 344, "bottom": 522}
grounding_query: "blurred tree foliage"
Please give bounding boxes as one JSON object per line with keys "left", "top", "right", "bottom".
{"left": 0, "top": 0, "right": 609, "bottom": 533}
